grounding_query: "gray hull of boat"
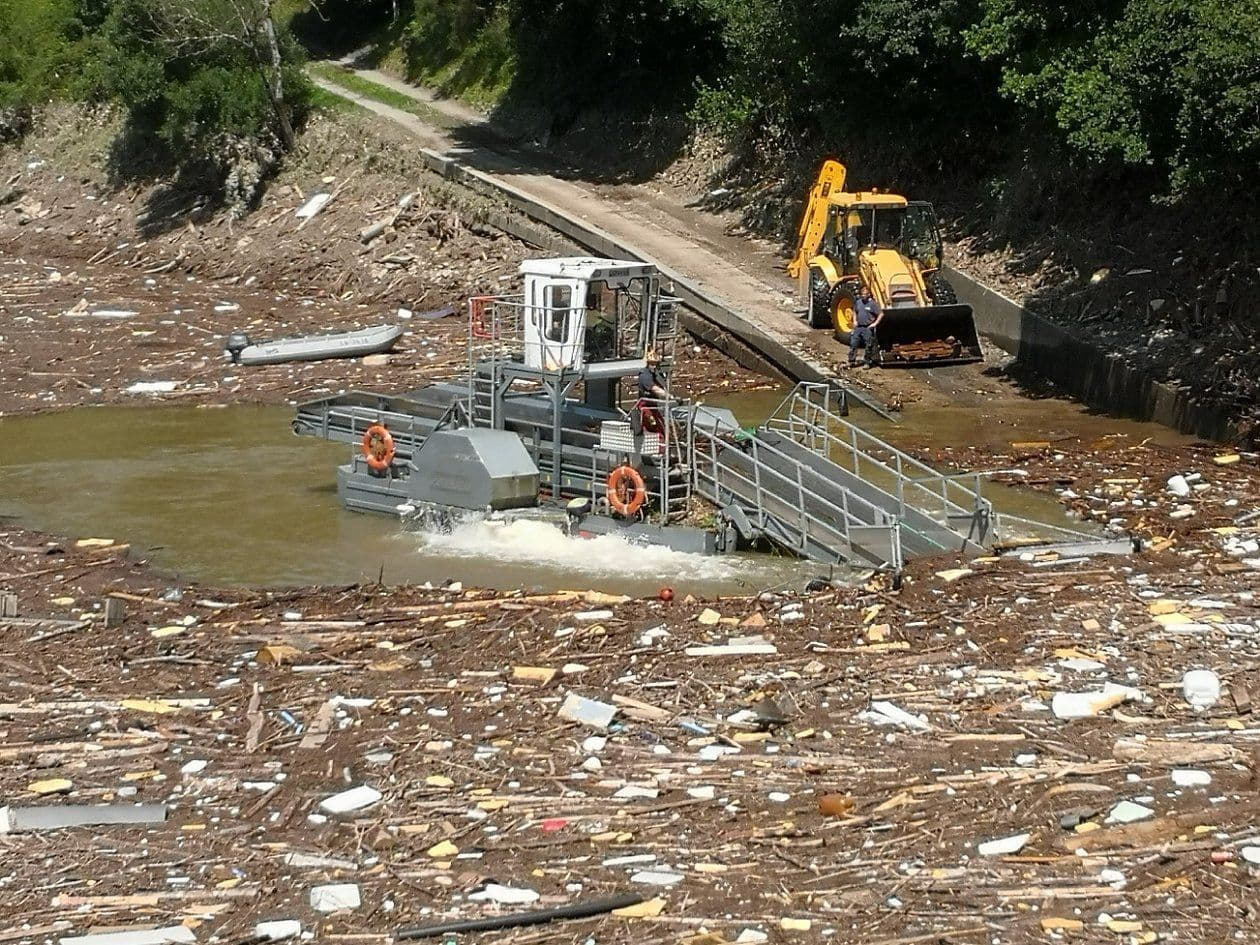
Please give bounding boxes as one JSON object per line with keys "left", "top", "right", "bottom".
{"left": 236, "top": 324, "right": 404, "bottom": 366}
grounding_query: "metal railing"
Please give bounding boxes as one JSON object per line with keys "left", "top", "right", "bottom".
{"left": 765, "top": 382, "right": 995, "bottom": 544}
{"left": 692, "top": 427, "right": 904, "bottom": 572}
{"left": 588, "top": 397, "right": 695, "bottom": 525}
{"left": 764, "top": 382, "right": 1097, "bottom": 547}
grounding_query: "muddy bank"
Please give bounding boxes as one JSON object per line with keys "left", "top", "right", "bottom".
{"left": 0, "top": 106, "right": 765, "bottom": 416}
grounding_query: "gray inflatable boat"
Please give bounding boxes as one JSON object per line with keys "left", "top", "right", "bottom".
{"left": 226, "top": 324, "right": 404, "bottom": 366}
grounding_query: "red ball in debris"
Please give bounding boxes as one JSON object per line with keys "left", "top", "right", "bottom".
{"left": 659, "top": 587, "right": 675, "bottom": 602}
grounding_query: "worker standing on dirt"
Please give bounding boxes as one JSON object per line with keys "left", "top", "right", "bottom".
{"left": 849, "top": 284, "right": 883, "bottom": 367}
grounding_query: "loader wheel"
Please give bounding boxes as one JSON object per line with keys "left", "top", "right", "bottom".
{"left": 830, "top": 283, "right": 858, "bottom": 344}
{"left": 807, "top": 268, "right": 833, "bottom": 329}
{"left": 926, "top": 272, "right": 958, "bottom": 305}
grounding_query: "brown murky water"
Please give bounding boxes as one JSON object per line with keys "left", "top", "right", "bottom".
{"left": 0, "top": 405, "right": 817, "bottom": 593}
{"left": 704, "top": 379, "right": 1193, "bottom": 534}
{"left": 0, "top": 376, "right": 1179, "bottom": 589}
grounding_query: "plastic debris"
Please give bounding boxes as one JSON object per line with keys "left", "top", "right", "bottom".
{"left": 310, "top": 883, "right": 361, "bottom": 912}
{"left": 1170, "top": 769, "right": 1211, "bottom": 788}
{"left": 977, "top": 833, "right": 1029, "bottom": 856}
{"left": 125, "top": 380, "right": 179, "bottom": 394}
{"left": 630, "top": 870, "right": 684, "bottom": 886}
{"left": 254, "top": 921, "right": 301, "bottom": 941}
{"left": 468, "top": 883, "right": 540, "bottom": 905}
{"left": 557, "top": 693, "right": 617, "bottom": 730}
{"left": 61, "top": 928, "right": 195, "bottom": 945}
{"left": 1, "top": 803, "right": 166, "bottom": 833}
{"left": 1051, "top": 682, "right": 1142, "bottom": 719}
{"left": 1106, "top": 801, "right": 1155, "bottom": 824}
{"left": 397, "top": 893, "right": 641, "bottom": 939}
{"left": 318, "top": 785, "right": 382, "bottom": 814}
{"left": 684, "top": 641, "right": 778, "bottom": 657}
{"left": 1182, "top": 669, "right": 1221, "bottom": 710}
{"left": 294, "top": 193, "right": 332, "bottom": 219}
{"left": 859, "top": 700, "right": 932, "bottom": 731}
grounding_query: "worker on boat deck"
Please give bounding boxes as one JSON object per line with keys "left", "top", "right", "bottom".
{"left": 638, "top": 349, "right": 668, "bottom": 401}
{"left": 634, "top": 349, "right": 669, "bottom": 437}
{"left": 849, "top": 283, "right": 883, "bottom": 368}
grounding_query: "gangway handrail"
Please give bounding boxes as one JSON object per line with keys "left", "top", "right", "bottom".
{"left": 693, "top": 430, "right": 907, "bottom": 570}
{"left": 702, "top": 432, "right": 901, "bottom": 531}
{"left": 766, "top": 382, "right": 993, "bottom": 539}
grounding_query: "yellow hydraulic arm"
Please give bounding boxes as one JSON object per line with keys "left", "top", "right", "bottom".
{"left": 787, "top": 159, "right": 846, "bottom": 279}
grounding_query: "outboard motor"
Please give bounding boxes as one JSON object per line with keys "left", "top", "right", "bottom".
{"left": 225, "top": 331, "right": 251, "bottom": 365}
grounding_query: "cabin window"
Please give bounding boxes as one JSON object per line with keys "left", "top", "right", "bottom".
{"left": 544, "top": 285, "right": 572, "bottom": 342}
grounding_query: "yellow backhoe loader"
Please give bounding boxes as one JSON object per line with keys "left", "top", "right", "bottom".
{"left": 788, "top": 159, "right": 982, "bottom": 366}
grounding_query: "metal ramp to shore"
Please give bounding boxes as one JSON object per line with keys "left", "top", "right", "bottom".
{"left": 694, "top": 383, "right": 1033, "bottom": 571}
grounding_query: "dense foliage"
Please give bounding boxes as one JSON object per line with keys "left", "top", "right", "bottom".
{"left": 350, "top": 0, "right": 1257, "bottom": 197}
{"left": 94, "top": 0, "right": 311, "bottom": 153}
{"left": 0, "top": 0, "right": 312, "bottom": 194}
{"left": 0, "top": 0, "right": 100, "bottom": 133}
{"left": 2, "top": 0, "right": 1255, "bottom": 202}
{"left": 966, "top": 0, "right": 1260, "bottom": 191}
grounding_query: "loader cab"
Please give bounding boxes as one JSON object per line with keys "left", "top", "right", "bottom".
{"left": 823, "top": 194, "right": 917, "bottom": 275}
{"left": 520, "top": 258, "right": 661, "bottom": 373}
{"left": 903, "top": 201, "right": 944, "bottom": 271}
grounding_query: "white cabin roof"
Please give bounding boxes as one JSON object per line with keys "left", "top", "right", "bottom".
{"left": 519, "top": 257, "right": 657, "bottom": 284}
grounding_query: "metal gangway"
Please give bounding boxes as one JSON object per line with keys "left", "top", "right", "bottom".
{"left": 693, "top": 383, "right": 1008, "bottom": 571}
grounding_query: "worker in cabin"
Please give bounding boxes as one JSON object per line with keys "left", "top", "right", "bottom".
{"left": 849, "top": 283, "right": 883, "bottom": 368}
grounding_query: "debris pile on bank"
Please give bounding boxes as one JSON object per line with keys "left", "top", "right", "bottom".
{"left": 1, "top": 477, "right": 1258, "bottom": 943}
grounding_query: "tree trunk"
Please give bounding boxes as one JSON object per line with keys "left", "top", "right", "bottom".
{"left": 259, "top": 6, "right": 295, "bottom": 151}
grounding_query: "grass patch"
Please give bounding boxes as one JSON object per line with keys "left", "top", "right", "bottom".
{"left": 308, "top": 84, "right": 363, "bottom": 113}
{"left": 401, "top": 6, "right": 515, "bottom": 110}
{"left": 308, "top": 62, "right": 453, "bottom": 128}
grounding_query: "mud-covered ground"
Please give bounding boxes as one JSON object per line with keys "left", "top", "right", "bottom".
{"left": 0, "top": 106, "right": 764, "bottom": 416}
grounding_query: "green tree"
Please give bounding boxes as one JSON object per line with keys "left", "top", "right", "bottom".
{"left": 96, "top": 0, "right": 310, "bottom": 151}
{"left": 0, "top": 0, "right": 103, "bottom": 130}
{"left": 966, "top": 0, "right": 1260, "bottom": 192}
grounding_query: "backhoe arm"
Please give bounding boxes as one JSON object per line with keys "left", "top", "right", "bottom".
{"left": 787, "top": 159, "right": 846, "bottom": 279}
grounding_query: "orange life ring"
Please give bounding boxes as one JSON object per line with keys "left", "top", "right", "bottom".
{"left": 362, "top": 423, "right": 395, "bottom": 472}
{"left": 606, "top": 465, "right": 647, "bottom": 517}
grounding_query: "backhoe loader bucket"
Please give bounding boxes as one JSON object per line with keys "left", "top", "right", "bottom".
{"left": 874, "top": 304, "right": 982, "bottom": 367}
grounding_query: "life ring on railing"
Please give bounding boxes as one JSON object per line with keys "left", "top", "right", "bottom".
{"left": 606, "top": 465, "right": 647, "bottom": 517}
{"left": 361, "top": 423, "right": 395, "bottom": 472}
{"left": 635, "top": 399, "right": 664, "bottom": 434}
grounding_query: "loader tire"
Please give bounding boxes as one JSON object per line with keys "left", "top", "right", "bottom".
{"left": 830, "top": 282, "right": 859, "bottom": 345}
{"left": 807, "top": 268, "right": 833, "bottom": 329}
{"left": 926, "top": 272, "right": 958, "bottom": 305}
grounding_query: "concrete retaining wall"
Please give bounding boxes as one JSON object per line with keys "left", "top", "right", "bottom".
{"left": 946, "top": 266, "right": 1232, "bottom": 441}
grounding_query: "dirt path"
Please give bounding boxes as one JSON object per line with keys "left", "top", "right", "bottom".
{"left": 313, "top": 68, "right": 1050, "bottom": 418}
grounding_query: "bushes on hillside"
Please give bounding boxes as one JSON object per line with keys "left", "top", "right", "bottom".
{"left": 967, "top": 0, "right": 1260, "bottom": 193}
{"left": 1, "top": 0, "right": 313, "bottom": 209}
{"left": 408, "top": 0, "right": 1251, "bottom": 197}
{"left": 0, "top": 0, "right": 101, "bottom": 138}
